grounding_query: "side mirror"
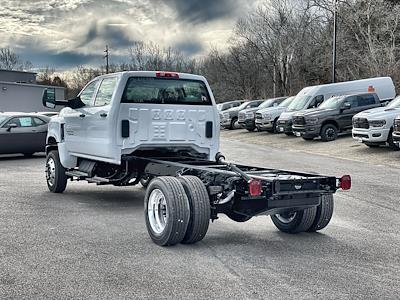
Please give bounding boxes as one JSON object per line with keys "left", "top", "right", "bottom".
{"left": 6, "top": 123, "right": 17, "bottom": 132}
{"left": 341, "top": 102, "right": 351, "bottom": 111}
{"left": 42, "top": 88, "right": 56, "bottom": 109}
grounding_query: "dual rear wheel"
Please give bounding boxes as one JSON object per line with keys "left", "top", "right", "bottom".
{"left": 144, "top": 176, "right": 210, "bottom": 246}
{"left": 271, "top": 194, "right": 334, "bottom": 233}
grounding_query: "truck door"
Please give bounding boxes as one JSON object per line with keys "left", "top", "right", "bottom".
{"left": 63, "top": 79, "right": 99, "bottom": 155}
{"left": 81, "top": 76, "right": 118, "bottom": 159}
{"left": 338, "top": 96, "right": 358, "bottom": 130}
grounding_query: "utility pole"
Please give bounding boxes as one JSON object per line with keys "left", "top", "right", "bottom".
{"left": 273, "top": 66, "right": 276, "bottom": 97}
{"left": 332, "top": 0, "right": 338, "bottom": 83}
{"left": 104, "top": 45, "right": 109, "bottom": 74}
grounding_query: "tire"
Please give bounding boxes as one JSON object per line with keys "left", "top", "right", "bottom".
{"left": 23, "top": 153, "right": 34, "bottom": 158}
{"left": 45, "top": 150, "right": 67, "bottom": 193}
{"left": 302, "top": 136, "right": 314, "bottom": 141}
{"left": 229, "top": 117, "right": 238, "bottom": 130}
{"left": 365, "top": 142, "right": 379, "bottom": 148}
{"left": 144, "top": 177, "right": 190, "bottom": 246}
{"left": 246, "top": 127, "right": 255, "bottom": 132}
{"left": 307, "top": 194, "right": 334, "bottom": 232}
{"left": 178, "top": 176, "right": 210, "bottom": 244}
{"left": 270, "top": 207, "right": 317, "bottom": 233}
{"left": 387, "top": 128, "right": 400, "bottom": 151}
{"left": 226, "top": 211, "right": 252, "bottom": 222}
{"left": 320, "top": 124, "right": 338, "bottom": 142}
{"left": 272, "top": 118, "right": 279, "bottom": 133}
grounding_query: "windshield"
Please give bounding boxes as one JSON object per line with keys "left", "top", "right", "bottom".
{"left": 319, "top": 96, "right": 345, "bottom": 109}
{"left": 287, "top": 95, "right": 312, "bottom": 110}
{"left": 236, "top": 101, "right": 250, "bottom": 110}
{"left": 122, "top": 77, "right": 212, "bottom": 105}
{"left": 258, "top": 100, "right": 275, "bottom": 109}
{"left": 279, "top": 97, "right": 294, "bottom": 107}
{"left": 387, "top": 96, "right": 400, "bottom": 109}
{"left": 0, "top": 115, "right": 8, "bottom": 125}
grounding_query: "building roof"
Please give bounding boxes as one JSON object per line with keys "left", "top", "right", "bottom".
{"left": 0, "top": 69, "right": 37, "bottom": 75}
{"left": 0, "top": 80, "right": 64, "bottom": 90}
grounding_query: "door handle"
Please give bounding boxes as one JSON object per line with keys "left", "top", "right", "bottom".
{"left": 79, "top": 114, "right": 86, "bottom": 118}
{"left": 100, "top": 113, "right": 108, "bottom": 118}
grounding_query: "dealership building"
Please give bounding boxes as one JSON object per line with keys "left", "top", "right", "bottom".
{"left": 0, "top": 69, "right": 65, "bottom": 112}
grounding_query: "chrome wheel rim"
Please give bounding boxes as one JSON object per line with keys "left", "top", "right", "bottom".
{"left": 326, "top": 128, "right": 336, "bottom": 140}
{"left": 147, "top": 189, "right": 168, "bottom": 234}
{"left": 275, "top": 212, "right": 297, "bottom": 223}
{"left": 46, "top": 157, "right": 56, "bottom": 187}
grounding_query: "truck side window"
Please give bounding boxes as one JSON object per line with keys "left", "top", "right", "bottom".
{"left": 80, "top": 81, "right": 98, "bottom": 106}
{"left": 344, "top": 96, "right": 358, "bottom": 108}
{"left": 358, "top": 94, "right": 376, "bottom": 106}
{"left": 308, "top": 95, "right": 324, "bottom": 108}
{"left": 94, "top": 77, "right": 118, "bottom": 107}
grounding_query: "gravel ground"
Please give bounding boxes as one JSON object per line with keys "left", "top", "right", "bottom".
{"left": 0, "top": 132, "right": 399, "bottom": 299}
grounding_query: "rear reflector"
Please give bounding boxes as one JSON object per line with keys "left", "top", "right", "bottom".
{"left": 249, "top": 179, "right": 263, "bottom": 196}
{"left": 340, "top": 175, "right": 351, "bottom": 190}
{"left": 156, "top": 71, "right": 179, "bottom": 79}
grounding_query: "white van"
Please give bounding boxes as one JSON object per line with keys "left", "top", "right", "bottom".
{"left": 277, "top": 77, "right": 396, "bottom": 135}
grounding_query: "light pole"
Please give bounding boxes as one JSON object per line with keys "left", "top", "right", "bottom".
{"left": 104, "top": 45, "right": 109, "bottom": 74}
{"left": 332, "top": 0, "right": 338, "bottom": 83}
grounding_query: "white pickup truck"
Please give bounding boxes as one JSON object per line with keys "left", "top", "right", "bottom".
{"left": 42, "top": 71, "right": 350, "bottom": 246}
{"left": 352, "top": 96, "right": 400, "bottom": 150}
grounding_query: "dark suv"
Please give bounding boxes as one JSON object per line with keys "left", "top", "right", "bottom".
{"left": 292, "top": 93, "right": 381, "bottom": 141}
{"left": 393, "top": 116, "right": 400, "bottom": 145}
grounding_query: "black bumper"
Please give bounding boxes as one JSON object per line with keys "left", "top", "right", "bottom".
{"left": 238, "top": 119, "right": 256, "bottom": 130}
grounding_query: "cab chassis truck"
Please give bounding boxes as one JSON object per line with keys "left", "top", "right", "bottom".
{"left": 42, "top": 71, "right": 351, "bottom": 246}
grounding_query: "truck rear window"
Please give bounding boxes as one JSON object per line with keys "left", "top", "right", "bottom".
{"left": 121, "top": 77, "right": 212, "bottom": 105}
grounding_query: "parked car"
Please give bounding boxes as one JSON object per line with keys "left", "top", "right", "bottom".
{"left": 217, "top": 100, "right": 245, "bottom": 112}
{"left": 392, "top": 115, "right": 400, "bottom": 146}
{"left": 220, "top": 100, "right": 264, "bottom": 130}
{"left": 35, "top": 111, "right": 59, "bottom": 117}
{"left": 0, "top": 112, "right": 50, "bottom": 156}
{"left": 352, "top": 96, "right": 400, "bottom": 149}
{"left": 277, "top": 77, "right": 395, "bottom": 135}
{"left": 238, "top": 97, "right": 287, "bottom": 131}
{"left": 292, "top": 93, "right": 381, "bottom": 141}
{"left": 255, "top": 96, "right": 295, "bottom": 132}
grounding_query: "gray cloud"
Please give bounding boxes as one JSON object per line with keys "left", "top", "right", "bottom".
{"left": 170, "top": 0, "right": 244, "bottom": 24}
{"left": 175, "top": 40, "right": 203, "bottom": 56}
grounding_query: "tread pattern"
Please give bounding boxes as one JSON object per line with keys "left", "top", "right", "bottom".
{"left": 271, "top": 206, "right": 317, "bottom": 233}
{"left": 178, "top": 176, "right": 210, "bottom": 244}
{"left": 47, "top": 150, "right": 67, "bottom": 193}
{"left": 144, "top": 176, "right": 190, "bottom": 246}
{"left": 307, "top": 194, "right": 334, "bottom": 232}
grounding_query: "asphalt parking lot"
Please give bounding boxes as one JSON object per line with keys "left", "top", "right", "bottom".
{"left": 1, "top": 131, "right": 399, "bottom": 299}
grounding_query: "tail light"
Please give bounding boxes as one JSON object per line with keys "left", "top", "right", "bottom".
{"left": 340, "top": 175, "right": 351, "bottom": 190}
{"left": 249, "top": 179, "right": 263, "bottom": 196}
{"left": 156, "top": 71, "right": 179, "bottom": 79}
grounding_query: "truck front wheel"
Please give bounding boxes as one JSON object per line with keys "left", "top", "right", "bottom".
{"left": 271, "top": 207, "right": 317, "bottom": 233}
{"left": 144, "top": 177, "right": 190, "bottom": 246}
{"left": 178, "top": 176, "right": 211, "bottom": 244}
{"left": 45, "top": 150, "right": 68, "bottom": 193}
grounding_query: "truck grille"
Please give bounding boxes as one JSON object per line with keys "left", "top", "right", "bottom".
{"left": 256, "top": 113, "right": 263, "bottom": 120}
{"left": 238, "top": 113, "right": 245, "bottom": 122}
{"left": 394, "top": 118, "right": 400, "bottom": 133}
{"left": 278, "top": 120, "right": 287, "bottom": 125}
{"left": 353, "top": 117, "right": 369, "bottom": 129}
{"left": 293, "top": 116, "right": 306, "bottom": 126}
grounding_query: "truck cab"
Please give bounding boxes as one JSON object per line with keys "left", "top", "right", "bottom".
{"left": 43, "top": 71, "right": 220, "bottom": 169}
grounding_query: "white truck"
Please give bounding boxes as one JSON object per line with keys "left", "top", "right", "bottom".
{"left": 352, "top": 96, "right": 400, "bottom": 149}
{"left": 277, "top": 77, "right": 396, "bottom": 135}
{"left": 42, "top": 71, "right": 351, "bottom": 246}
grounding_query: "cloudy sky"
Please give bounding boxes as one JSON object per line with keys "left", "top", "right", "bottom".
{"left": 0, "top": 0, "right": 261, "bottom": 70}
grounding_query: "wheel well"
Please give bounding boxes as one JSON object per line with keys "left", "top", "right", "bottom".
{"left": 46, "top": 136, "right": 58, "bottom": 154}
{"left": 321, "top": 120, "right": 339, "bottom": 131}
